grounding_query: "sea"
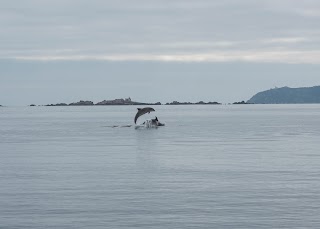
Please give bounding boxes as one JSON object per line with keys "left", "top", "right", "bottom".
{"left": 1, "top": 105, "right": 320, "bottom": 228}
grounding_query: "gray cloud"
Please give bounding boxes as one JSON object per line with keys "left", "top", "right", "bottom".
{"left": 0, "top": 0, "right": 319, "bottom": 63}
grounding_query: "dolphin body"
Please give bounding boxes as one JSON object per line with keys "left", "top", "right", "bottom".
{"left": 134, "top": 107, "right": 155, "bottom": 124}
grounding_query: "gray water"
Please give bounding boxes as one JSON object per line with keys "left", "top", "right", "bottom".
{"left": 1, "top": 105, "right": 320, "bottom": 228}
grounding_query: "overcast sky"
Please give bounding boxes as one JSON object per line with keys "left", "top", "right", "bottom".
{"left": 1, "top": 0, "right": 320, "bottom": 105}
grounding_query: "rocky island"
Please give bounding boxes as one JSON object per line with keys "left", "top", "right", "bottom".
{"left": 44, "top": 98, "right": 161, "bottom": 106}
{"left": 46, "top": 103, "right": 68, "bottom": 106}
{"left": 233, "top": 101, "right": 252, "bottom": 104}
{"left": 247, "top": 86, "right": 320, "bottom": 104}
{"left": 41, "top": 98, "right": 222, "bottom": 106}
{"left": 69, "top": 101, "right": 94, "bottom": 106}
{"left": 95, "top": 98, "right": 161, "bottom": 105}
{"left": 166, "top": 100, "right": 221, "bottom": 105}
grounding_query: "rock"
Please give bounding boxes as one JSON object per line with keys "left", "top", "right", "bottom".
{"left": 95, "top": 97, "right": 160, "bottom": 105}
{"left": 41, "top": 98, "right": 161, "bottom": 106}
{"left": 45, "top": 103, "right": 68, "bottom": 106}
{"left": 69, "top": 100, "right": 94, "bottom": 106}
{"left": 166, "top": 101, "right": 221, "bottom": 105}
{"left": 207, "top": 101, "right": 220, "bottom": 104}
{"left": 233, "top": 101, "right": 251, "bottom": 104}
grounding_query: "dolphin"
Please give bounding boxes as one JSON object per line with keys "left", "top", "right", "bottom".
{"left": 134, "top": 107, "right": 155, "bottom": 124}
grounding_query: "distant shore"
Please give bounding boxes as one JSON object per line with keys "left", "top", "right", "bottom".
{"left": 42, "top": 98, "right": 162, "bottom": 106}
{"left": 30, "top": 97, "right": 223, "bottom": 107}
{"left": 5, "top": 85, "right": 320, "bottom": 107}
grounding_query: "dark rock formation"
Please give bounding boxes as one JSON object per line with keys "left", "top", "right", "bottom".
{"left": 247, "top": 86, "right": 320, "bottom": 104}
{"left": 69, "top": 100, "right": 94, "bottom": 106}
{"left": 166, "top": 101, "right": 190, "bottom": 105}
{"left": 43, "top": 98, "right": 161, "bottom": 106}
{"left": 207, "top": 101, "right": 221, "bottom": 104}
{"left": 29, "top": 104, "right": 36, "bottom": 106}
{"left": 45, "top": 103, "right": 68, "bottom": 106}
{"left": 96, "top": 98, "right": 133, "bottom": 105}
{"left": 233, "top": 101, "right": 251, "bottom": 104}
{"left": 166, "top": 101, "right": 221, "bottom": 105}
{"left": 95, "top": 97, "right": 161, "bottom": 105}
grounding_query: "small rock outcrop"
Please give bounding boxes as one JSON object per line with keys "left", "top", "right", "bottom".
{"left": 95, "top": 97, "right": 161, "bottom": 105}
{"left": 233, "top": 101, "right": 251, "bottom": 104}
{"left": 45, "top": 103, "right": 68, "bottom": 106}
{"left": 96, "top": 98, "right": 133, "bottom": 105}
{"left": 69, "top": 100, "right": 94, "bottom": 106}
{"left": 166, "top": 101, "right": 221, "bottom": 105}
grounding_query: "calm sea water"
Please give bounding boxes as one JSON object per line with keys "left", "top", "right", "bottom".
{"left": 1, "top": 105, "right": 320, "bottom": 228}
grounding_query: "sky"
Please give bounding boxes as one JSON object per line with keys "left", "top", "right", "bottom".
{"left": 1, "top": 0, "right": 320, "bottom": 105}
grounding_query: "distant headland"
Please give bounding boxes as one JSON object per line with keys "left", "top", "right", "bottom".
{"left": 247, "top": 86, "right": 320, "bottom": 104}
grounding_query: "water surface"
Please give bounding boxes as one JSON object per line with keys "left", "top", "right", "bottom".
{"left": 1, "top": 105, "right": 320, "bottom": 228}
